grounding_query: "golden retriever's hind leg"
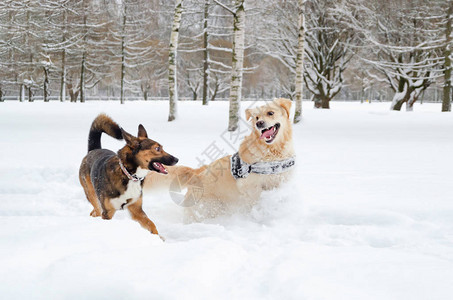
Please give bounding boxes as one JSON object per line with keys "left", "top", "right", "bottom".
{"left": 127, "top": 197, "right": 159, "bottom": 235}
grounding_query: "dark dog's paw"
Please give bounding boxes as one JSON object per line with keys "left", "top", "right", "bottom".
{"left": 90, "top": 209, "right": 101, "bottom": 217}
{"left": 102, "top": 211, "right": 113, "bottom": 220}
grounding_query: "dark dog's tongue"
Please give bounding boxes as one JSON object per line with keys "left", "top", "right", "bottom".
{"left": 260, "top": 126, "right": 275, "bottom": 139}
{"left": 153, "top": 162, "right": 168, "bottom": 174}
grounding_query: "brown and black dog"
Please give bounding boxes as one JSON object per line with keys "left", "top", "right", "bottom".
{"left": 79, "top": 114, "right": 178, "bottom": 236}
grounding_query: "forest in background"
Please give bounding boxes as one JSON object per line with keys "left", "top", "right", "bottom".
{"left": 0, "top": 0, "right": 451, "bottom": 119}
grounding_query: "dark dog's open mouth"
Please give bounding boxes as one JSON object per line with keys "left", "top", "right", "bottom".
{"left": 149, "top": 155, "right": 178, "bottom": 175}
{"left": 151, "top": 162, "right": 168, "bottom": 174}
{"left": 260, "top": 123, "right": 280, "bottom": 144}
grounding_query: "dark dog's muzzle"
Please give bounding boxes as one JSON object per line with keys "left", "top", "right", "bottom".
{"left": 149, "top": 154, "right": 178, "bottom": 175}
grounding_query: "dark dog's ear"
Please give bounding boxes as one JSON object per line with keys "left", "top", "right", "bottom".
{"left": 137, "top": 124, "right": 148, "bottom": 138}
{"left": 121, "top": 128, "right": 139, "bottom": 148}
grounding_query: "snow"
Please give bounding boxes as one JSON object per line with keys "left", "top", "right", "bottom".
{"left": 1, "top": 101, "right": 453, "bottom": 299}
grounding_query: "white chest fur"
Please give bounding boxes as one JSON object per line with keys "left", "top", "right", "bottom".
{"left": 110, "top": 167, "right": 149, "bottom": 210}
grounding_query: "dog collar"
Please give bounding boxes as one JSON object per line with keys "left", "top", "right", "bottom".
{"left": 119, "top": 159, "right": 144, "bottom": 182}
{"left": 230, "top": 152, "right": 295, "bottom": 179}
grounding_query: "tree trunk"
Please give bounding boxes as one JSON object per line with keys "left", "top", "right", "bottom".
{"left": 392, "top": 78, "right": 428, "bottom": 111}
{"left": 120, "top": 4, "right": 127, "bottom": 105}
{"left": 391, "top": 80, "right": 408, "bottom": 111}
{"left": 60, "top": 58, "right": 66, "bottom": 102}
{"left": 60, "top": 10, "right": 67, "bottom": 102}
{"left": 313, "top": 95, "right": 330, "bottom": 109}
{"left": 321, "top": 96, "right": 330, "bottom": 109}
{"left": 228, "top": 0, "right": 245, "bottom": 131}
{"left": 406, "top": 91, "right": 417, "bottom": 111}
{"left": 43, "top": 67, "right": 49, "bottom": 102}
{"left": 28, "top": 86, "right": 33, "bottom": 102}
{"left": 144, "top": 90, "right": 148, "bottom": 101}
{"left": 392, "top": 97, "right": 406, "bottom": 111}
{"left": 80, "top": 2, "right": 87, "bottom": 103}
{"left": 442, "top": 1, "right": 452, "bottom": 112}
{"left": 313, "top": 95, "right": 321, "bottom": 108}
{"left": 406, "top": 101, "right": 414, "bottom": 111}
{"left": 168, "top": 0, "right": 183, "bottom": 121}
{"left": 211, "top": 80, "right": 218, "bottom": 101}
{"left": 26, "top": 10, "right": 33, "bottom": 103}
{"left": 406, "top": 85, "right": 426, "bottom": 111}
{"left": 68, "top": 83, "right": 80, "bottom": 103}
{"left": 68, "top": 84, "right": 74, "bottom": 102}
{"left": 20, "top": 84, "right": 24, "bottom": 102}
{"left": 293, "top": 0, "right": 305, "bottom": 123}
{"left": 0, "top": 87, "right": 3, "bottom": 102}
{"left": 80, "top": 52, "right": 85, "bottom": 103}
{"left": 202, "top": 0, "right": 209, "bottom": 105}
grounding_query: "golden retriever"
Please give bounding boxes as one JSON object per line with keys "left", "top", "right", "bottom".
{"left": 144, "top": 98, "right": 295, "bottom": 222}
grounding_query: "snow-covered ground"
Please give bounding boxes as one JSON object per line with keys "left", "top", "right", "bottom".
{"left": 1, "top": 101, "right": 452, "bottom": 299}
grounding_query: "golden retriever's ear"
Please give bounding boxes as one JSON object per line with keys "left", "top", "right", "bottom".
{"left": 245, "top": 108, "right": 253, "bottom": 121}
{"left": 274, "top": 98, "right": 292, "bottom": 118}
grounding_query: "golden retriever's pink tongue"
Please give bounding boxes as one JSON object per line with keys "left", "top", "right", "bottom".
{"left": 260, "top": 127, "right": 275, "bottom": 139}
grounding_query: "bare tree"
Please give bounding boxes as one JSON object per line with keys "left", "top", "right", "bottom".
{"left": 213, "top": 0, "right": 245, "bottom": 131}
{"left": 178, "top": 0, "right": 232, "bottom": 105}
{"left": 254, "top": 0, "right": 299, "bottom": 100}
{"left": 202, "top": 0, "right": 210, "bottom": 105}
{"left": 341, "top": 0, "right": 444, "bottom": 111}
{"left": 168, "top": 0, "right": 183, "bottom": 121}
{"left": 304, "top": 0, "right": 354, "bottom": 109}
{"left": 206, "top": 3, "right": 234, "bottom": 102}
{"left": 442, "top": 1, "right": 452, "bottom": 112}
{"left": 294, "top": 0, "right": 306, "bottom": 122}
{"left": 228, "top": 0, "right": 245, "bottom": 131}
{"left": 0, "top": 0, "right": 450, "bottom": 109}
{"left": 256, "top": 0, "right": 351, "bottom": 111}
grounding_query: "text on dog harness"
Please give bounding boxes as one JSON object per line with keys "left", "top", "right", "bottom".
{"left": 230, "top": 152, "right": 295, "bottom": 179}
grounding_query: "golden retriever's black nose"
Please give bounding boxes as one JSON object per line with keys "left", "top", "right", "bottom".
{"left": 256, "top": 121, "right": 265, "bottom": 128}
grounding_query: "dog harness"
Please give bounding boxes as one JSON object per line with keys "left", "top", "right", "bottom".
{"left": 119, "top": 159, "right": 145, "bottom": 182}
{"left": 230, "top": 152, "right": 296, "bottom": 179}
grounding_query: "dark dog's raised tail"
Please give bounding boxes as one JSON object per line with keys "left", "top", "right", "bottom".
{"left": 88, "top": 114, "right": 123, "bottom": 152}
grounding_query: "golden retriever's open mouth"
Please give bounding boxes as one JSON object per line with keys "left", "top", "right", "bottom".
{"left": 260, "top": 123, "right": 280, "bottom": 143}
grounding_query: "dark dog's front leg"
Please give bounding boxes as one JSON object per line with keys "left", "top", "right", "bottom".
{"left": 127, "top": 197, "right": 158, "bottom": 235}
{"left": 100, "top": 197, "right": 116, "bottom": 220}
